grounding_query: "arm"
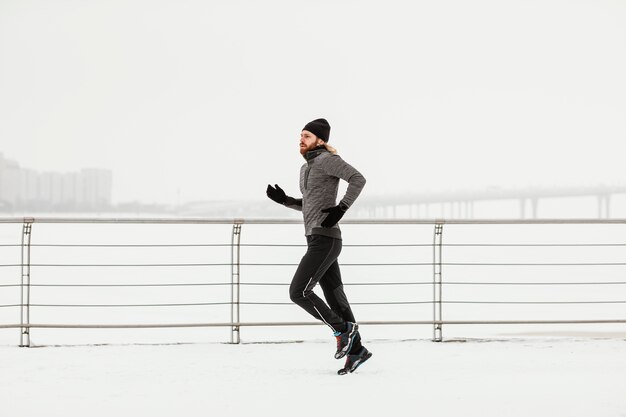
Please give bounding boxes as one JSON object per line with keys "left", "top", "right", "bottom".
{"left": 284, "top": 196, "right": 303, "bottom": 212}
{"left": 322, "top": 155, "right": 366, "bottom": 209}
{"left": 318, "top": 155, "right": 366, "bottom": 228}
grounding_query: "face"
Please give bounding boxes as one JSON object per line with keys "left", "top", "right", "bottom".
{"left": 300, "top": 130, "right": 324, "bottom": 155}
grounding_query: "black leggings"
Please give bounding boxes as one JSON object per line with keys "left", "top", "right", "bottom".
{"left": 289, "top": 235, "right": 362, "bottom": 352}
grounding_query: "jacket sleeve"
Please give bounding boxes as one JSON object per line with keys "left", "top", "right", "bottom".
{"left": 321, "top": 155, "right": 366, "bottom": 209}
{"left": 284, "top": 196, "right": 303, "bottom": 211}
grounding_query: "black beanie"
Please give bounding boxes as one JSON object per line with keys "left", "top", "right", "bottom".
{"left": 302, "top": 118, "right": 331, "bottom": 142}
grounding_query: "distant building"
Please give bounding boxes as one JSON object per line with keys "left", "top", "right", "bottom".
{"left": 0, "top": 154, "right": 20, "bottom": 207}
{"left": 0, "top": 153, "right": 112, "bottom": 211}
{"left": 81, "top": 168, "right": 112, "bottom": 207}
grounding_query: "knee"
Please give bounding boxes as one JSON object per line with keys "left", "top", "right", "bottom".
{"left": 289, "top": 284, "right": 311, "bottom": 304}
{"left": 289, "top": 285, "right": 302, "bottom": 304}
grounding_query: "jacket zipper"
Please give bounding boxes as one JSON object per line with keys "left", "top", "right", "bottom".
{"left": 304, "top": 166, "right": 311, "bottom": 190}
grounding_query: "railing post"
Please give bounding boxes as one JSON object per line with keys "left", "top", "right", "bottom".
{"left": 20, "top": 219, "right": 33, "bottom": 347}
{"left": 230, "top": 221, "right": 243, "bottom": 344}
{"left": 432, "top": 222, "right": 444, "bottom": 342}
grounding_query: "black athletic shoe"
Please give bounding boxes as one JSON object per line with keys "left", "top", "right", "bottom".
{"left": 333, "top": 322, "right": 358, "bottom": 359}
{"left": 337, "top": 346, "right": 373, "bottom": 375}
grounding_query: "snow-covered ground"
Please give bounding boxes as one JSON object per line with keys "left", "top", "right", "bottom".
{"left": 2, "top": 336, "right": 625, "bottom": 417}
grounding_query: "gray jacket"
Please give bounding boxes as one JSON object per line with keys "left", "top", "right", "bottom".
{"left": 284, "top": 147, "right": 366, "bottom": 239}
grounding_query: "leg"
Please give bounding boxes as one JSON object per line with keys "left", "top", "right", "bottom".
{"left": 319, "top": 260, "right": 355, "bottom": 323}
{"left": 319, "top": 261, "right": 362, "bottom": 354}
{"left": 289, "top": 235, "right": 345, "bottom": 332}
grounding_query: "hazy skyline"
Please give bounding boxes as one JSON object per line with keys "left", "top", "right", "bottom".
{"left": 1, "top": 0, "right": 625, "bottom": 206}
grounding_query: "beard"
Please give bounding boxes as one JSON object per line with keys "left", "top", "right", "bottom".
{"left": 299, "top": 142, "right": 319, "bottom": 156}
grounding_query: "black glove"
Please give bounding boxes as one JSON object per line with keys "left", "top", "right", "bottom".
{"left": 266, "top": 184, "right": 287, "bottom": 205}
{"left": 321, "top": 204, "right": 347, "bottom": 228}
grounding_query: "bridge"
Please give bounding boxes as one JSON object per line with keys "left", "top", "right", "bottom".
{"left": 178, "top": 185, "right": 626, "bottom": 219}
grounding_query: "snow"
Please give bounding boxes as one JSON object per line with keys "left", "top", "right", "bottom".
{"left": 2, "top": 336, "right": 625, "bottom": 417}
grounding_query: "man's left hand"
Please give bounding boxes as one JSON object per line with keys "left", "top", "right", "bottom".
{"left": 321, "top": 204, "right": 347, "bottom": 228}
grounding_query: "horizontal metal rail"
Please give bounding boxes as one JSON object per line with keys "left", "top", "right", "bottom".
{"left": 25, "top": 302, "right": 234, "bottom": 307}
{"left": 5, "top": 242, "right": 626, "bottom": 247}
{"left": 3, "top": 217, "right": 626, "bottom": 224}
{"left": 3, "top": 300, "right": 624, "bottom": 309}
{"left": 0, "top": 282, "right": 235, "bottom": 287}
{"left": 445, "top": 281, "right": 626, "bottom": 285}
{"left": 2, "top": 319, "right": 626, "bottom": 330}
{"left": 3, "top": 280, "right": 626, "bottom": 288}
{"left": 7, "top": 262, "right": 626, "bottom": 268}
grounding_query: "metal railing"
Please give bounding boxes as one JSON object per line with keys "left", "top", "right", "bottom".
{"left": 1, "top": 217, "right": 626, "bottom": 347}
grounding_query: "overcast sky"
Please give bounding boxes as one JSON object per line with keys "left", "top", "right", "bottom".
{"left": 1, "top": 0, "right": 625, "bottom": 205}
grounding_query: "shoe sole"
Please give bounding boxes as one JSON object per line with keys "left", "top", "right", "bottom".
{"left": 334, "top": 323, "right": 359, "bottom": 359}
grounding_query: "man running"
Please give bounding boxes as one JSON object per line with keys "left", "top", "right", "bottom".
{"left": 266, "top": 118, "right": 372, "bottom": 374}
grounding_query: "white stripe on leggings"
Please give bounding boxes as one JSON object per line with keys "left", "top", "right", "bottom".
{"left": 303, "top": 276, "right": 335, "bottom": 331}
